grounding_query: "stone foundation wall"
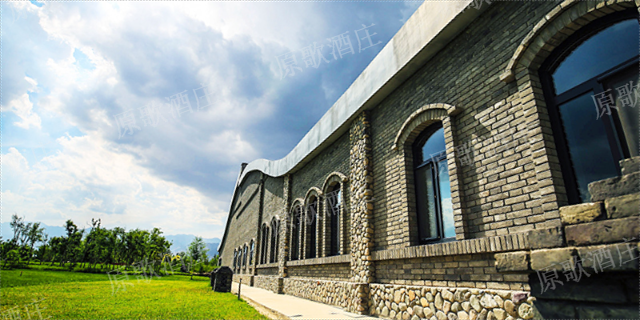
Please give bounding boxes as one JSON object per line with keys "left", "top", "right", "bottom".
{"left": 282, "top": 278, "right": 365, "bottom": 313}
{"left": 369, "top": 284, "right": 535, "bottom": 320}
{"left": 376, "top": 253, "right": 529, "bottom": 291}
{"left": 254, "top": 275, "right": 281, "bottom": 293}
{"left": 232, "top": 274, "right": 254, "bottom": 286}
{"left": 287, "top": 263, "right": 350, "bottom": 281}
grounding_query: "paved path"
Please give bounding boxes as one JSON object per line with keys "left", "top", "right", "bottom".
{"left": 231, "top": 282, "right": 378, "bottom": 320}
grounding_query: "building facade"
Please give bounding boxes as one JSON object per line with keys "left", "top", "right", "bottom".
{"left": 219, "top": 0, "right": 640, "bottom": 318}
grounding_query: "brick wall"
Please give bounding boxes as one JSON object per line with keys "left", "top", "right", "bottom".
{"left": 288, "top": 263, "right": 350, "bottom": 281}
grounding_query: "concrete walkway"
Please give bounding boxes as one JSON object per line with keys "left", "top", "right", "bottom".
{"left": 231, "top": 282, "right": 378, "bottom": 320}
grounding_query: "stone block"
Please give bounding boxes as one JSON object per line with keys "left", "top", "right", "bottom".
{"left": 565, "top": 216, "right": 640, "bottom": 246}
{"left": 495, "top": 251, "right": 529, "bottom": 272}
{"left": 577, "top": 243, "right": 638, "bottom": 272}
{"left": 529, "top": 272, "right": 629, "bottom": 304}
{"left": 558, "top": 202, "right": 603, "bottom": 225}
{"left": 526, "top": 227, "right": 564, "bottom": 249}
{"left": 529, "top": 300, "right": 576, "bottom": 319}
{"left": 620, "top": 156, "right": 640, "bottom": 175}
{"left": 588, "top": 172, "right": 640, "bottom": 202}
{"left": 530, "top": 248, "right": 576, "bottom": 271}
{"left": 604, "top": 193, "right": 639, "bottom": 219}
{"left": 576, "top": 305, "right": 638, "bottom": 319}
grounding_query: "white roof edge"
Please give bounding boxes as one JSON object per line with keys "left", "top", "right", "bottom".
{"left": 219, "top": 0, "right": 489, "bottom": 253}
{"left": 237, "top": 0, "right": 483, "bottom": 186}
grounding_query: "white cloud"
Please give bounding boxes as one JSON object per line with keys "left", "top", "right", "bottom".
{"left": 2, "top": 93, "right": 42, "bottom": 129}
{"left": 1, "top": 135, "right": 227, "bottom": 237}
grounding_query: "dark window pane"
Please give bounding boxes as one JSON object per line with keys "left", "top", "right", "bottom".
{"left": 437, "top": 159, "right": 455, "bottom": 239}
{"left": 422, "top": 127, "right": 446, "bottom": 162}
{"left": 329, "top": 184, "right": 340, "bottom": 256}
{"left": 558, "top": 93, "right": 619, "bottom": 201}
{"left": 606, "top": 69, "right": 639, "bottom": 157}
{"left": 553, "top": 19, "right": 639, "bottom": 95}
{"left": 416, "top": 165, "right": 438, "bottom": 241}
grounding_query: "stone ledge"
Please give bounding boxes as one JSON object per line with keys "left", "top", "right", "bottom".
{"left": 565, "top": 216, "right": 640, "bottom": 246}
{"left": 604, "top": 193, "right": 639, "bottom": 219}
{"left": 372, "top": 228, "right": 561, "bottom": 261}
{"left": 286, "top": 254, "right": 350, "bottom": 267}
{"left": 256, "top": 262, "right": 279, "bottom": 269}
{"left": 559, "top": 202, "right": 604, "bottom": 225}
{"left": 588, "top": 172, "right": 640, "bottom": 202}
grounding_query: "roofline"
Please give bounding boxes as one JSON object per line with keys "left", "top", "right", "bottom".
{"left": 219, "top": 0, "right": 488, "bottom": 255}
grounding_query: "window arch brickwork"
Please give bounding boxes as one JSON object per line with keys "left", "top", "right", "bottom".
{"left": 321, "top": 172, "right": 349, "bottom": 257}
{"left": 499, "top": 0, "right": 638, "bottom": 218}
{"left": 393, "top": 104, "right": 467, "bottom": 244}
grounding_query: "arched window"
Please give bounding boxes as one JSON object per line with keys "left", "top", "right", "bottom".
{"left": 260, "top": 224, "right": 269, "bottom": 264}
{"left": 242, "top": 245, "right": 248, "bottom": 268}
{"left": 541, "top": 11, "right": 639, "bottom": 204}
{"left": 233, "top": 249, "right": 237, "bottom": 269}
{"left": 327, "top": 184, "right": 342, "bottom": 256}
{"left": 305, "top": 197, "right": 318, "bottom": 259}
{"left": 249, "top": 240, "right": 254, "bottom": 266}
{"left": 414, "top": 123, "right": 455, "bottom": 243}
{"left": 290, "top": 205, "right": 302, "bottom": 260}
{"left": 270, "top": 219, "right": 279, "bottom": 263}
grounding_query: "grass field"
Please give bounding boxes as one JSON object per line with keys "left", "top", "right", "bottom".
{"left": 0, "top": 268, "right": 267, "bottom": 319}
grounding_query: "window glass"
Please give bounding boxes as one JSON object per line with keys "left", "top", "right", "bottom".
{"left": 607, "top": 70, "right": 639, "bottom": 157}
{"left": 557, "top": 92, "right": 619, "bottom": 201}
{"left": 437, "top": 159, "right": 455, "bottom": 239}
{"left": 552, "top": 19, "right": 639, "bottom": 95}
{"left": 415, "top": 164, "right": 438, "bottom": 241}
{"left": 421, "top": 127, "right": 446, "bottom": 161}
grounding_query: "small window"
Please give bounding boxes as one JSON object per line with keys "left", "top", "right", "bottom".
{"left": 327, "top": 184, "right": 341, "bottom": 256}
{"left": 260, "top": 224, "right": 269, "bottom": 264}
{"left": 242, "top": 245, "right": 247, "bottom": 267}
{"left": 249, "top": 240, "right": 254, "bottom": 265}
{"left": 270, "top": 219, "right": 279, "bottom": 263}
{"left": 290, "top": 206, "right": 301, "bottom": 260}
{"left": 413, "top": 124, "right": 455, "bottom": 243}
{"left": 306, "top": 197, "right": 318, "bottom": 259}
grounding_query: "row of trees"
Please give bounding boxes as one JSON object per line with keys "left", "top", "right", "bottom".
{"left": 1, "top": 214, "right": 217, "bottom": 274}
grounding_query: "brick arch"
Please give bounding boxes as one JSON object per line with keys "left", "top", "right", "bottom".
{"left": 321, "top": 172, "right": 348, "bottom": 193}
{"left": 500, "top": 0, "right": 637, "bottom": 83}
{"left": 498, "top": 0, "right": 638, "bottom": 227}
{"left": 393, "top": 103, "right": 468, "bottom": 242}
{"left": 321, "top": 171, "right": 349, "bottom": 256}
{"left": 392, "top": 103, "right": 460, "bottom": 151}
{"left": 303, "top": 187, "right": 323, "bottom": 208}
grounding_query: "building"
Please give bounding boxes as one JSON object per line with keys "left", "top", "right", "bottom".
{"left": 218, "top": 0, "right": 640, "bottom": 318}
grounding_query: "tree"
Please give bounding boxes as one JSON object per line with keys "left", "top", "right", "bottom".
{"left": 187, "top": 237, "right": 209, "bottom": 263}
{"left": 25, "top": 222, "right": 46, "bottom": 265}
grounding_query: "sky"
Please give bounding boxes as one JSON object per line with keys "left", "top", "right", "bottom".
{"left": 1, "top": 0, "right": 423, "bottom": 239}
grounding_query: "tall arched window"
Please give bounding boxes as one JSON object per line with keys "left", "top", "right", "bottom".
{"left": 260, "top": 224, "right": 268, "bottom": 264}
{"left": 290, "top": 206, "right": 301, "bottom": 260}
{"left": 541, "top": 11, "right": 639, "bottom": 204}
{"left": 233, "top": 249, "right": 237, "bottom": 269}
{"left": 270, "top": 219, "right": 279, "bottom": 263}
{"left": 242, "top": 244, "right": 248, "bottom": 268}
{"left": 306, "top": 197, "right": 318, "bottom": 259}
{"left": 327, "top": 184, "right": 341, "bottom": 256}
{"left": 249, "top": 240, "right": 254, "bottom": 265}
{"left": 414, "top": 123, "right": 455, "bottom": 243}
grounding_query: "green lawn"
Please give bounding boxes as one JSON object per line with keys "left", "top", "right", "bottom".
{"left": 0, "top": 269, "right": 266, "bottom": 319}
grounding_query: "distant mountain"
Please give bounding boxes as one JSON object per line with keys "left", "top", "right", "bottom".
{"left": 1, "top": 222, "right": 220, "bottom": 256}
{"left": 164, "top": 234, "right": 220, "bottom": 256}
{"left": 1, "top": 222, "right": 67, "bottom": 240}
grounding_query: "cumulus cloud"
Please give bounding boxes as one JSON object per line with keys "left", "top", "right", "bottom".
{"left": 1, "top": 1, "right": 422, "bottom": 238}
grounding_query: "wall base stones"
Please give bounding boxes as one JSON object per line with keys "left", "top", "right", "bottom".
{"left": 253, "top": 275, "right": 282, "bottom": 294}
{"left": 282, "top": 278, "right": 368, "bottom": 314}
{"left": 369, "top": 284, "right": 535, "bottom": 320}
{"left": 232, "top": 274, "right": 254, "bottom": 287}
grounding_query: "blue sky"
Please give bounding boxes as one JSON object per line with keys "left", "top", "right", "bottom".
{"left": 1, "top": 1, "right": 423, "bottom": 238}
